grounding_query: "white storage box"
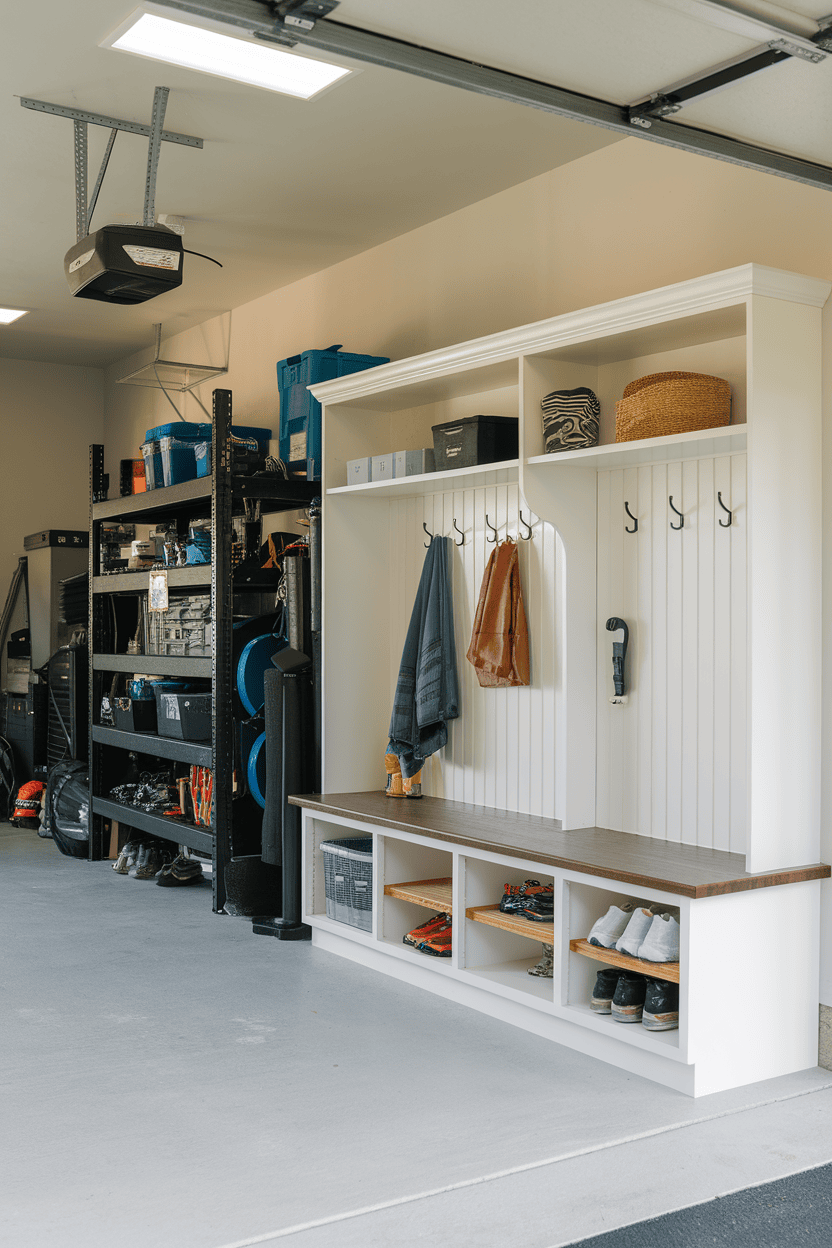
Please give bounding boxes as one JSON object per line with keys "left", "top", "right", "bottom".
{"left": 394, "top": 448, "right": 435, "bottom": 477}
{"left": 346, "top": 457, "right": 371, "bottom": 485}
{"left": 371, "top": 453, "right": 394, "bottom": 482}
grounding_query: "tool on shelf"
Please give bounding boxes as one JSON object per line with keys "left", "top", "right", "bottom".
{"left": 605, "top": 617, "right": 629, "bottom": 705}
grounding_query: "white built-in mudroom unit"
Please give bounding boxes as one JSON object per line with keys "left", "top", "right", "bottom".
{"left": 292, "top": 263, "right": 831, "bottom": 1098}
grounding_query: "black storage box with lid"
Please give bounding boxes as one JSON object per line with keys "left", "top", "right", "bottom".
{"left": 431, "top": 415, "right": 518, "bottom": 470}
{"left": 112, "top": 697, "right": 157, "bottom": 734}
{"left": 155, "top": 689, "right": 212, "bottom": 742}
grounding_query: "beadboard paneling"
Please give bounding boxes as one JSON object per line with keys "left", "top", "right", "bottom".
{"left": 596, "top": 454, "right": 747, "bottom": 852}
{"left": 388, "top": 482, "right": 562, "bottom": 818}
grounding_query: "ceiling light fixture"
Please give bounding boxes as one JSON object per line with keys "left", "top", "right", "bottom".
{"left": 0, "top": 308, "right": 28, "bottom": 324}
{"left": 101, "top": 6, "right": 352, "bottom": 98}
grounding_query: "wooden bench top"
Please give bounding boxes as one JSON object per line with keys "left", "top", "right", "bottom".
{"left": 288, "top": 791, "right": 830, "bottom": 899}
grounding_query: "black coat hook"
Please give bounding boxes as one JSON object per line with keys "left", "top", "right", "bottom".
{"left": 485, "top": 514, "right": 498, "bottom": 543}
{"left": 518, "top": 511, "right": 533, "bottom": 541}
{"left": 669, "top": 496, "right": 684, "bottom": 530}
{"left": 452, "top": 518, "right": 465, "bottom": 546}
{"left": 717, "top": 492, "right": 732, "bottom": 527}
{"left": 624, "top": 501, "right": 638, "bottom": 534}
{"left": 423, "top": 521, "right": 433, "bottom": 547}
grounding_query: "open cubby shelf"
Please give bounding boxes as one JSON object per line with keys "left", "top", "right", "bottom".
{"left": 466, "top": 904, "right": 554, "bottom": 942}
{"left": 570, "top": 938, "right": 680, "bottom": 984}
{"left": 384, "top": 878, "right": 453, "bottom": 912}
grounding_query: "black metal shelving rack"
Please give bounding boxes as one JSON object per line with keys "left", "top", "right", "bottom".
{"left": 88, "top": 390, "right": 317, "bottom": 912}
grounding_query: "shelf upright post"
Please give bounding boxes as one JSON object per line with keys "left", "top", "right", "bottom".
{"left": 88, "top": 445, "right": 106, "bottom": 861}
{"left": 212, "top": 390, "right": 233, "bottom": 913}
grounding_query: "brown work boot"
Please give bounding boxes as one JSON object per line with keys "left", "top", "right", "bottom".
{"left": 385, "top": 753, "right": 403, "bottom": 797}
{"left": 402, "top": 769, "right": 422, "bottom": 799}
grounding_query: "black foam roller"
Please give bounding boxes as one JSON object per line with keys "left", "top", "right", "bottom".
{"left": 261, "top": 667, "right": 283, "bottom": 866}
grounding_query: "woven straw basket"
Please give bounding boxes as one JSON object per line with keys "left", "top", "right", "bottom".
{"left": 615, "top": 371, "right": 731, "bottom": 443}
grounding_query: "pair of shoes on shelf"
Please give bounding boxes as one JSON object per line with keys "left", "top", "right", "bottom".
{"left": 384, "top": 753, "right": 422, "bottom": 799}
{"left": 591, "top": 966, "right": 679, "bottom": 1030}
{"left": 157, "top": 853, "right": 205, "bottom": 887}
{"left": 528, "top": 943, "right": 554, "bottom": 978}
{"left": 588, "top": 903, "right": 680, "bottom": 963}
{"left": 499, "top": 879, "right": 554, "bottom": 922}
{"left": 403, "top": 912, "right": 452, "bottom": 956}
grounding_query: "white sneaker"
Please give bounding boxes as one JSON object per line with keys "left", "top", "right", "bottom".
{"left": 637, "top": 913, "right": 680, "bottom": 962}
{"left": 587, "top": 902, "right": 636, "bottom": 949}
{"left": 615, "top": 907, "right": 655, "bottom": 957}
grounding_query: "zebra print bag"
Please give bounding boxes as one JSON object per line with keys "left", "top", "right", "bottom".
{"left": 541, "top": 387, "right": 600, "bottom": 453}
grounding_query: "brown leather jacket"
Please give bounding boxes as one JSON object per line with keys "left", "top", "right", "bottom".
{"left": 466, "top": 540, "right": 530, "bottom": 687}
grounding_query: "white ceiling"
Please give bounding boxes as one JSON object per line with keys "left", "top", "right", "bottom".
{"left": 2, "top": 0, "right": 832, "bottom": 367}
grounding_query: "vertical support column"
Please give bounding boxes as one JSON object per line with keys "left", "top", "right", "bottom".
{"left": 212, "top": 390, "right": 233, "bottom": 913}
{"left": 88, "top": 445, "right": 105, "bottom": 860}
{"left": 73, "top": 120, "right": 88, "bottom": 242}
{"left": 746, "top": 296, "right": 823, "bottom": 872}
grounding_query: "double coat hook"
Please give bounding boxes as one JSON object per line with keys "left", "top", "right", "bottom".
{"left": 424, "top": 519, "right": 466, "bottom": 547}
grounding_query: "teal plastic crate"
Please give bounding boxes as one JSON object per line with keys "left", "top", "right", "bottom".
{"left": 277, "top": 344, "right": 388, "bottom": 481}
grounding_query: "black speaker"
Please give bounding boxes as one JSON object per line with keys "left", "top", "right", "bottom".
{"left": 47, "top": 645, "right": 88, "bottom": 772}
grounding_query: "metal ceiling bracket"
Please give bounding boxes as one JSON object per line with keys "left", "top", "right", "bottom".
{"left": 20, "top": 97, "right": 202, "bottom": 148}
{"left": 144, "top": 86, "right": 170, "bottom": 227}
{"left": 86, "top": 129, "right": 119, "bottom": 235}
{"left": 152, "top": 0, "right": 832, "bottom": 193}
{"left": 73, "top": 120, "right": 88, "bottom": 243}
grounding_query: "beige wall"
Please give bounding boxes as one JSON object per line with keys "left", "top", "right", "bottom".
{"left": 0, "top": 357, "right": 103, "bottom": 597}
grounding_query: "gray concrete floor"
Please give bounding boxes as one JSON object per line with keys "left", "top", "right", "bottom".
{"left": 5, "top": 823, "right": 832, "bottom": 1248}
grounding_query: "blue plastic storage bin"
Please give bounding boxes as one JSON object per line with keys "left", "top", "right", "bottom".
{"left": 159, "top": 436, "right": 199, "bottom": 487}
{"left": 276, "top": 344, "right": 389, "bottom": 480}
{"left": 141, "top": 440, "right": 163, "bottom": 491}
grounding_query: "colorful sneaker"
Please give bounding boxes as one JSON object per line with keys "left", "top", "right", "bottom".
{"left": 611, "top": 971, "right": 647, "bottom": 1023}
{"left": 385, "top": 753, "right": 403, "bottom": 798}
{"left": 528, "top": 943, "right": 554, "bottom": 977}
{"left": 642, "top": 977, "right": 679, "bottom": 1031}
{"left": 587, "top": 902, "right": 636, "bottom": 949}
{"left": 637, "top": 913, "right": 680, "bottom": 963}
{"left": 418, "top": 919, "right": 452, "bottom": 957}
{"left": 590, "top": 966, "right": 623, "bottom": 1013}
{"left": 615, "top": 907, "right": 656, "bottom": 957}
{"left": 403, "top": 912, "right": 452, "bottom": 948}
{"left": 500, "top": 880, "right": 554, "bottom": 921}
{"left": 112, "top": 841, "right": 138, "bottom": 874}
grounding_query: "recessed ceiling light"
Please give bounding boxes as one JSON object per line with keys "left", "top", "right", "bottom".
{"left": 101, "top": 7, "right": 353, "bottom": 99}
{"left": 0, "top": 308, "right": 28, "bottom": 324}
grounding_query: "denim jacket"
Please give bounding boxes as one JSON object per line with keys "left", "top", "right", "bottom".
{"left": 388, "top": 536, "right": 459, "bottom": 779}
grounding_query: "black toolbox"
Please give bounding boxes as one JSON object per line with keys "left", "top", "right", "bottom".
{"left": 431, "top": 415, "right": 518, "bottom": 470}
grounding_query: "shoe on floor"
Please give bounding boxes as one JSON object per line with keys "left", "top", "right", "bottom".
{"left": 403, "top": 912, "right": 451, "bottom": 948}
{"left": 134, "top": 843, "right": 166, "bottom": 880}
{"left": 417, "top": 919, "right": 452, "bottom": 957}
{"left": 588, "top": 902, "right": 636, "bottom": 948}
{"left": 528, "top": 943, "right": 554, "bottom": 977}
{"left": 637, "top": 913, "right": 680, "bottom": 963}
{"left": 590, "top": 966, "right": 623, "bottom": 1013}
{"left": 112, "top": 841, "right": 138, "bottom": 874}
{"left": 643, "top": 977, "right": 680, "bottom": 1030}
{"left": 128, "top": 843, "right": 150, "bottom": 878}
{"left": 615, "top": 907, "right": 656, "bottom": 957}
{"left": 156, "top": 853, "right": 205, "bottom": 886}
{"left": 611, "top": 971, "right": 647, "bottom": 1023}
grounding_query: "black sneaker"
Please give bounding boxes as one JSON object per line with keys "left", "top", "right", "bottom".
{"left": 611, "top": 971, "right": 647, "bottom": 1023}
{"left": 157, "top": 853, "right": 205, "bottom": 887}
{"left": 590, "top": 966, "right": 623, "bottom": 1013}
{"left": 499, "top": 879, "right": 554, "bottom": 921}
{"left": 643, "top": 977, "right": 679, "bottom": 1031}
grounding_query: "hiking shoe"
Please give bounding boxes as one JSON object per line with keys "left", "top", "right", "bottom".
{"left": 500, "top": 880, "right": 554, "bottom": 920}
{"left": 112, "top": 841, "right": 138, "bottom": 874}
{"left": 611, "top": 971, "right": 647, "bottom": 1023}
{"left": 156, "top": 853, "right": 204, "bottom": 886}
{"left": 590, "top": 966, "right": 623, "bottom": 1013}
{"left": 643, "top": 977, "right": 679, "bottom": 1031}
{"left": 403, "top": 913, "right": 451, "bottom": 948}
{"left": 587, "top": 902, "right": 636, "bottom": 948}
{"left": 637, "top": 913, "right": 680, "bottom": 963}
{"left": 128, "top": 843, "right": 150, "bottom": 878}
{"left": 418, "top": 919, "right": 452, "bottom": 957}
{"left": 134, "top": 843, "right": 165, "bottom": 880}
{"left": 615, "top": 907, "right": 656, "bottom": 957}
{"left": 528, "top": 943, "right": 554, "bottom": 978}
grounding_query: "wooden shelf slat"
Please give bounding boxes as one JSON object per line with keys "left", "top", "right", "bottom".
{"left": 384, "top": 878, "right": 453, "bottom": 912}
{"left": 466, "top": 903, "right": 554, "bottom": 942}
{"left": 570, "top": 938, "right": 680, "bottom": 984}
